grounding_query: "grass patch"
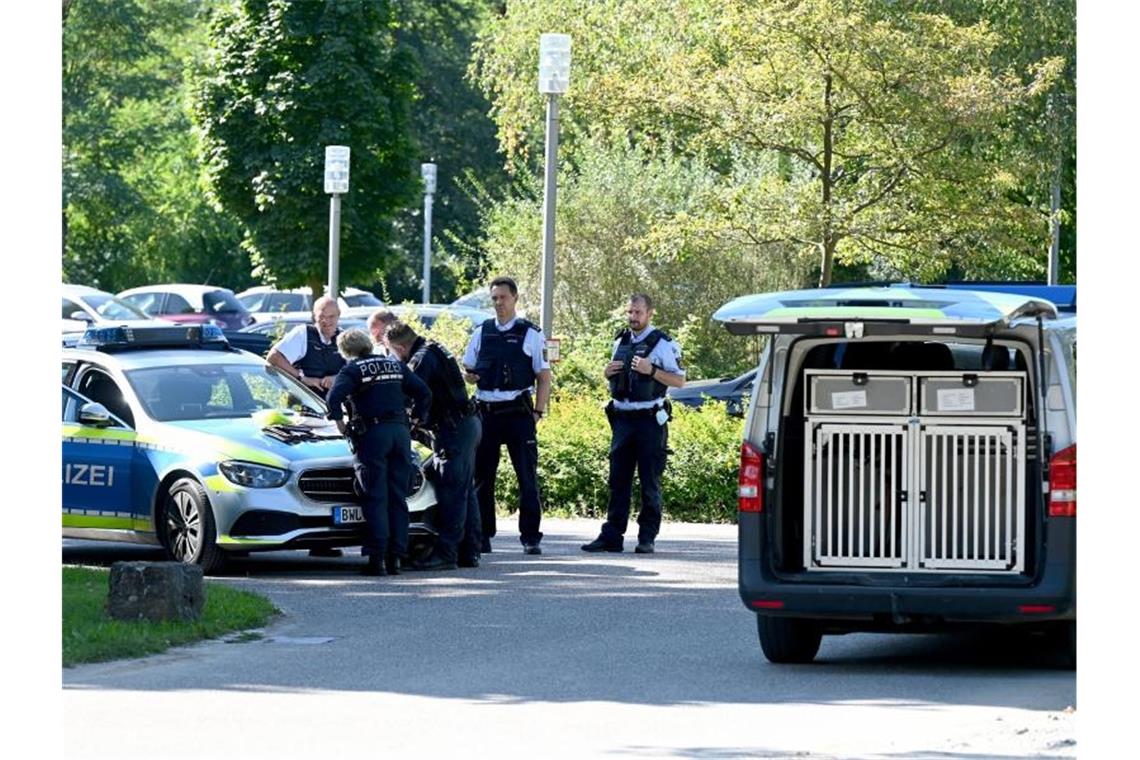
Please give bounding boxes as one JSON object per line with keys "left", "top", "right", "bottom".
{"left": 62, "top": 566, "right": 278, "bottom": 667}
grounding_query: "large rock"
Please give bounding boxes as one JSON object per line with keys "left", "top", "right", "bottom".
{"left": 107, "top": 562, "right": 205, "bottom": 622}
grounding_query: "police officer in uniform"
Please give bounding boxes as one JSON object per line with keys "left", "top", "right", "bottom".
{"left": 267, "top": 295, "right": 345, "bottom": 398}
{"left": 326, "top": 329, "right": 432, "bottom": 576}
{"left": 386, "top": 321, "right": 483, "bottom": 570}
{"left": 463, "top": 276, "right": 551, "bottom": 555}
{"left": 367, "top": 308, "right": 398, "bottom": 355}
{"left": 582, "top": 294, "right": 685, "bottom": 554}
{"left": 268, "top": 294, "right": 348, "bottom": 558}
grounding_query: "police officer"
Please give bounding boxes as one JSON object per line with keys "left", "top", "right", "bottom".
{"left": 367, "top": 308, "right": 398, "bottom": 355}
{"left": 582, "top": 294, "right": 685, "bottom": 554}
{"left": 326, "top": 328, "right": 432, "bottom": 576}
{"left": 267, "top": 294, "right": 348, "bottom": 558}
{"left": 267, "top": 295, "right": 345, "bottom": 398}
{"left": 463, "top": 276, "right": 551, "bottom": 555}
{"left": 386, "top": 321, "right": 483, "bottom": 570}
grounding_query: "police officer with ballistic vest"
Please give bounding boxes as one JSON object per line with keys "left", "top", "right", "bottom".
{"left": 267, "top": 295, "right": 345, "bottom": 398}
{"left": 268, "top": 294, "right": 349, "bottom": 558}
{"left": 386, "top": 321, "right": 483, "bottom": 570}
{"left": 326, "top": 328, "right": 432, "bottom": 576}
{"left": 582, "top": 294, "right": 685, "bottom": 554}
{"left": 463, "top": 276, "right": 551, "bottom": 555}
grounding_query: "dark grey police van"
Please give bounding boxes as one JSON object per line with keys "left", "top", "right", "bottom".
{"left": 714, "top": 284, "right": 1076, "bottom": 665}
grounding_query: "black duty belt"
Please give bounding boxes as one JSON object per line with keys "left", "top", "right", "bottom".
{"left": 359, "top": 413, "right": 407, "bottom": 426}
{"left": 476, "top": 395, "right": 532, "bottom": 415}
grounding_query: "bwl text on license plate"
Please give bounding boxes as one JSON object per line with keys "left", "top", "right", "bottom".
{"left": 332, "top": 506, "right": 365, "bottom": 525}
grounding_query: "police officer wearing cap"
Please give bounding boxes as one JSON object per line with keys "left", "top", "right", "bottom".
{"left": 582, "top": 294, "right": 685, "bottom": 554}
{"left": 268, "top": 295, "right": 345, "bottom": 397}
{"left": 326, "top": 328, "right": 432, "bottom": 576}
{"left": 463, "top": 276, "right": 551, "bottom": 555}
{"left": 386, "top": 321, "right": 482, "bottom": 570}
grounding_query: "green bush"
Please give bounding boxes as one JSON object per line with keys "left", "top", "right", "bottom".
{"left": 491, "top": 392, "right": 743, "bottom": 524}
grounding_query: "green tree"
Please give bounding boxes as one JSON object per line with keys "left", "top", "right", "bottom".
{"left": 193, "top": 0, "right": 420, "bottom": 297}
{"left": 63, "top": 0, "right": 248, "bottom": 292}
{"left": 478, "top": 137, "right": 796, "bottom": 377}
{"left": 896, "top": 0, "right": 1076, "bottom": 283}
{"left": 473, "top": 0, "right": 1063, "bottom": 286}
{"left": 382, "top": 0, "right": 510, "bottom": 303}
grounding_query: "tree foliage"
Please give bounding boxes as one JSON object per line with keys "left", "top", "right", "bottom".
{"left": 473, "top": 0, "right": 1064, "bottom": 286}
{"left": 192, "top": 0, "right": 420, "bottom": 297}
{"left": 63, "top": 0, "right": 247, "bottom": 292}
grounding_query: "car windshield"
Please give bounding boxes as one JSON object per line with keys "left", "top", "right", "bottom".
{"left": 452, "top": 290, "right": 492, "bottom": 309}
{"left": 83, "top": 293, "right": 150, "bottom": 320}
{"left": 342, "top": 292, "right": 382, "bottom": 307}
{"left": 203, "top": 289, "right": 247, "bottom": 314}
{"left": 125, "top": 362, "right": 325, "bottom": 422}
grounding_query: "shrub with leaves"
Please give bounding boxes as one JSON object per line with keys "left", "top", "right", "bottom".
{"left": 491, "top": 390, "right": 743, "bottom": 524}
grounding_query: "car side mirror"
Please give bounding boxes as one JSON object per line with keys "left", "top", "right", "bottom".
{"left": 78, "top": 402, "right": 115, "bottom": 428}
{"left": 69, "top": 311, "right": 93, "bottom": 322}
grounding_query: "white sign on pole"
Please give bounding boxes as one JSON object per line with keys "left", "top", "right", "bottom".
{"left": 324, "top": 145, "right": 350, "bottom": 194}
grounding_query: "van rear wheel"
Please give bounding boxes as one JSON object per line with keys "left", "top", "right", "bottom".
{"left": 757, "top": 615, "right": 823, "bottom": 664}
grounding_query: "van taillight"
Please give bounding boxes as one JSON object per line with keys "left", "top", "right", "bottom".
{"left": 1049, "top": 444, "right": 1076, "bottom": 517}
{"left": 739, "top": 441, "right": 765, "bottom": 513}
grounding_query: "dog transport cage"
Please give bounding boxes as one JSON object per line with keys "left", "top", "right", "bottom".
{"left": 803, "top": 369, "right": 1027, "bottom": 574}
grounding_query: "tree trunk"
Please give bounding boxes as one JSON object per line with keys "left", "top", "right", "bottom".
{"left": 817, "top": 72, "right": 834, "bottom": 288}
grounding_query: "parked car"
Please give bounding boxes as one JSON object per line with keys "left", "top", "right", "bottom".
{"left": 381, "top": 303, "right": 492, "bottom": 330}
{"left": 61, "top": 324, "right": 440, "bottom": 573}
{"left": 62, "top": 284, "right": 166, "bottom": 333}
{"left": 240, "top": 312, "right": 368, "bottom": 337}
{"left": 236, "top": 286, "right": 384, "bottom": 315}
{"left": 118, "top": 284, "right": 255, "bottom": 330}
{"left": 715, "top": 283, "right": 1076, "bottom": 666}
{"left": 668, "top": 368, "right": 757, "bottom": 417}
{"left": 451, "top": 288, "right": 494, "bottom": 311}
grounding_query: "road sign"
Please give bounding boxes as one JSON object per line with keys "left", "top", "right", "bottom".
{"left": 324, "top": 146, "right": 350, "bottom": 194}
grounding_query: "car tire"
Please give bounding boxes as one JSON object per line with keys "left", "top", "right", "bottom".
{"left": 161, "top": 478, "right": 225, "bottom": 574}
{"left": 756, "top": 614, "right": 823, "bottom": 664}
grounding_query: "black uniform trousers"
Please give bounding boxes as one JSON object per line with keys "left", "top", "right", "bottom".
{"left": 599, "top": 410, "right": 669, "bottom": 546}
{"left": 474, "top": 402, "right": 543, "bottom": 546}
{"left": 431, "top": 413, "right": 483, "bottom": 562}
{"left": 354, "top": 422, "right": 414, "bottom": 558}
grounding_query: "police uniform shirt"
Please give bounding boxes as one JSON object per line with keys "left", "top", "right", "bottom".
{"left": 612, "top": 325, "right": 685, "bottom": 411}
{"left": 273, "top": 324, "right": 332, "bottom": 372}
{"left": 325, "top": 355, "right": 431, "bottom": 424}
{"left": 462, "top": 317, "right": 550, "bottom": 402}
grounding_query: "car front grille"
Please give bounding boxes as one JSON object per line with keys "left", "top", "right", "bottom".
{"left": 298, "top": 468, "right": 360, "bottom": 504}
{"left": 298, "top": 465, "right": 425, "bottom": 503}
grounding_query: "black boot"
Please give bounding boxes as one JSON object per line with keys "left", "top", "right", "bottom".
{"left": 361, "top": 554, "right": 386, "bottom": 576}
{"left": 386, "top": 552, "right": 403, "bottom": 576}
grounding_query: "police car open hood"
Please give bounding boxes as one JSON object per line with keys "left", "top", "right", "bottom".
{"left": 154, "top": 417, "right": 352, "bottom": 469}
{"left": 713, "top": 285, "right": 1059, "bottom": 338}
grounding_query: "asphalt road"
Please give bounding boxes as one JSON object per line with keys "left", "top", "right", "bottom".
{"left": 63, "top": 518, "right": 1076, "bottom": 759}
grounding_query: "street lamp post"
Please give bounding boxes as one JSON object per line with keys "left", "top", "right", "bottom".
{"left": 538, "top": 33, "right": 571, "bottom": 339}
{"left": 421, "top": 162, "right": 437, "bottom": 304}
{"left": 324, "top": 146, "right": 351, "bottom": 299}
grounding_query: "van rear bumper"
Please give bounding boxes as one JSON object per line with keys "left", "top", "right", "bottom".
{"left": 738, "top": 513, "right": 1076, "bottom": 625}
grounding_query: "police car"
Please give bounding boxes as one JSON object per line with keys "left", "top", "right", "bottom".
{"left": 62, "top": 325, "right": 438, "bottom": 573}
{"left": 717, "top": 284, "right": 1076, "bottom": 665}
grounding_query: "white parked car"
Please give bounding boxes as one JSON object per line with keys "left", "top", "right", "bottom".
{"left": 62, "top": 284, "right": 167, "bottom": 333}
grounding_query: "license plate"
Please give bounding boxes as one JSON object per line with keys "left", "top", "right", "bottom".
{"left": 332, "top": 506, "right": 365, "bottom": 525}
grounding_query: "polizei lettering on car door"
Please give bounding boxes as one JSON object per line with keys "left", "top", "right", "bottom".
{"left": 63, "top": 463, "right": 116, "bottom": 487}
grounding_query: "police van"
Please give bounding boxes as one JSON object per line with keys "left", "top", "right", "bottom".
{"left": 61, "top": 325, "right": 438, "bottom": 573}
{"left": 715, "top": 284, "right": 1076, "bottom": 665}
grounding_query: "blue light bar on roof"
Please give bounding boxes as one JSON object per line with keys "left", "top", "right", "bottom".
{"left": 77, "top": 324, "right": 228, "bottom": 351}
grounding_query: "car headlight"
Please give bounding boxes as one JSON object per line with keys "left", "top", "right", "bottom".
{"left": 219, "top": 460, "right": 290, "bottom": 488}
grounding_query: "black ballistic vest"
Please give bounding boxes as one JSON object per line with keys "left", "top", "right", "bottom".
{"left": 408, "top": 338, "right": 471, "bottom": 429}
{"left": 295, "top": 326, "right": 346, "bottom": 383}
{"left": 609, "top": 328, "right": 668, "bottom": 402}
{"left": 349, "top": 355, "right": 409, "bottom": 422}
{"left": 474, "top": 319, "right": 537, "bottom": 392}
